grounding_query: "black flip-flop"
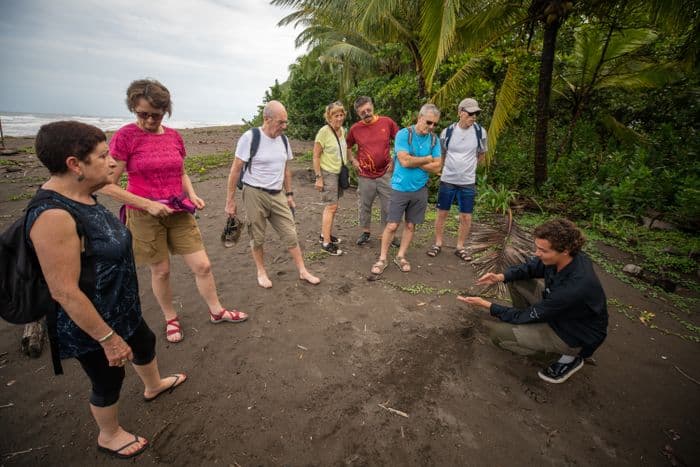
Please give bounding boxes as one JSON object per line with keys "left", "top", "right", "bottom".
{"left": 97, "top": 435, "right": 148, "bottom": 459}
{"left": 143, "top": 373, "right": 187, "bottom": 403}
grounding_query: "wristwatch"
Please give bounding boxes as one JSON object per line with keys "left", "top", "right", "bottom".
{"left": 315, "top": 174, "right": 322, "bottom": 179}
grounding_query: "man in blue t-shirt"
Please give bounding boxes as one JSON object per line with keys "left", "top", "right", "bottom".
{"left": 370, "top": 104, "right": 442, "bottom": 276}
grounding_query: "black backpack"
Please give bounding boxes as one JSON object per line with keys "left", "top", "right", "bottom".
{"left": 237, "top": 127, "right": 290, "bottom": 189}
{"left": 0, "top": 190, "right": 95, "bottom": 374}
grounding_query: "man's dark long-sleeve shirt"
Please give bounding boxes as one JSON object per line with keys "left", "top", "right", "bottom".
{"left": 489, "top": 252, "right": 608, "bottom": 357}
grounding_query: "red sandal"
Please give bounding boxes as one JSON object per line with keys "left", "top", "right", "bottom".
{"left": 210, "top": 308, "right": 248, "bottom": 324}
{"left": 165, "top": 317, "right": 183, "bottom": 343}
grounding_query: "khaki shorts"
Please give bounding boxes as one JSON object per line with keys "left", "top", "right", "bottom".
{"left": 320, "top": 169, "right": 343, "bottom": 204}
{"left": 126, "top": 209, "right": 204, "bottom": 265}
{"left": 242, "top": 185, "right": 298, "bottom": 249}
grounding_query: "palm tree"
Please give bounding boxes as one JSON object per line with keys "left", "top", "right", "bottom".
{"left": 421, "top": 0, "right": 575, "bottom": 186}
{"left": 554, "top": 23, "right": 680, "bottom": 157}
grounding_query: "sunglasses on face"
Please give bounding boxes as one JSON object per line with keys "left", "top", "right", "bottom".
{"left": 135, "top": 111, "right": 164, "bottom": 120}
{"left": 425, "top": 120, "right": 437, "bottom": 126}
{"left": 460, "top": 108, "right": 481, "bottom": 117}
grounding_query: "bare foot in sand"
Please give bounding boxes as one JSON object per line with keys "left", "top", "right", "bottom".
{"left": 299, "top": 271, "right": 320, "bottom": 285}
{"left": 257, "top": 274, "right": 273, "bottom": 288}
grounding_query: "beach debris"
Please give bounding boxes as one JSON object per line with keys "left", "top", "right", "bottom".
{"left": 3, "top": 445, "right": 49, "bottom": 461}
{"left": 6, "top": 380, "right": 15, "bottom": 387}
{"left": 378, "top": 402, "right": 409, "bottom": 418}
{"left": 674, "top": 365, "right": 700, "bottom": 386}
{"left": 151, "top": 421, "right": 172, "bottom": 444}
{"left": 0, "top": 403, "right": 14, "bottom": 409}
{"left": 21, "top": 321, "right": 45, "bottom": 358}
{"left": 297, "top": 345, "right": 308, "bottom": 351}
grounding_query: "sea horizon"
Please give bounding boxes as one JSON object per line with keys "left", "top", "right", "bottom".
{"left": 0, "top": 111, "right": 241, "bottom": 137}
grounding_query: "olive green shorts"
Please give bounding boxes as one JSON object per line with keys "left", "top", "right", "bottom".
{"left": 242, "top": 185, "right": 298, "bottom": 249}
{"left": 126, "top": 209, "right": 204, "bottom": 265}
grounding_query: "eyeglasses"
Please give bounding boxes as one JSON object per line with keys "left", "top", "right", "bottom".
{"left": 135, "top": 111, "right": 164, "bottom": 120}
{"left": 460, "top": 108, "right": 481, "bottom": 116}
{"left": 425, "top": 120, "right": 437, "bottom": 126}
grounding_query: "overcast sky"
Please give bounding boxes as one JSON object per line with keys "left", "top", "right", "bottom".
{"left": 0, "top": 0, "right": 302, "bottom": 123}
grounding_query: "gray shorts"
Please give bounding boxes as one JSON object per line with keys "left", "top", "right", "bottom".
{"left": 320, "top": 169, "right": 342, "bottom": 204}
{"left": 387, "top": 186, "right": 428, "bottom": 225}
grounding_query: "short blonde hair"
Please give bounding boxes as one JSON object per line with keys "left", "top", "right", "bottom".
{"left": 324, "top": 101, "right": 346, "bottom": 124}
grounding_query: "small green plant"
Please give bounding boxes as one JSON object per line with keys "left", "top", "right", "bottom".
{"left": 184, "top": 152, "right": 234, "bottom": 177}
{"left": 476, "top": 181, "right": 518, "bottom": 215}
{"left": 296, "top": 150, "right": 313, "bottom": 163}
{"left": 8, "top": 192, "right": 33, "bottom": 201}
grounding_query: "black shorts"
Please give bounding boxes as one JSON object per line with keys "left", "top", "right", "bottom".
{"left": 75, "top": 318, "right": 156, "bottom": 407}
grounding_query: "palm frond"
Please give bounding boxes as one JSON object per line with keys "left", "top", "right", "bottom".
{"left": 598, "top": 114, "right": 648, "bottom": 147}
{"left": 431, "top": 55, "right": 482, "bottom": 108}
{"left": 420, "top": 0, "right": 461, "bottom": 90}
{"left": 485, "top": 62, "right": 524, "bottom": 164}
{"left": 469, "top": 214, "right": 533, "bottom": 299}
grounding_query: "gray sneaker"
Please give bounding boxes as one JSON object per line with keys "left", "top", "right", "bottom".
{"left": 356, "top": 232, "right": 371, "bottom": 245}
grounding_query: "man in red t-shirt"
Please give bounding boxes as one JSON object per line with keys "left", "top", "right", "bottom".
{"left": 346, "top": 96, "right": 400, "bottom": 246}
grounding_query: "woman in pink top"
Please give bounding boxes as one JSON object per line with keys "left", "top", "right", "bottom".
{"left": 102, "top": 79, "right": 247, "bottom": 343}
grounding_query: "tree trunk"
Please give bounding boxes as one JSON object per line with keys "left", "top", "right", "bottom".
{"left": 21, "top": 321, "right": 45, "bottom": 358}
{"left": 407, "top": 41, "right": 427, "bottom": 98}
{"left": 533, "top": 18, "right": 561, "bottom": 188}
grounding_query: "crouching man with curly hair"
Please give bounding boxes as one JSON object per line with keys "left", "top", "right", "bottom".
{"left": 458, "top": 218, "right": 608, "bottom": 383}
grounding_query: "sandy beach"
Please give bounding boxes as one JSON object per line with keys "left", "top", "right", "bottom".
{"left": 0, "top": 125, "right": 698, "bottom": 466}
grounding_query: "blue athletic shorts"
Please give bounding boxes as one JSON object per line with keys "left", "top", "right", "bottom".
{"left": 436, "top": 182, "right": 476, "bottom": 213}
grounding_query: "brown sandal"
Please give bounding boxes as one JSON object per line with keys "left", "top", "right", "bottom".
{"left": 370, "top": 259, "right": 388, "bottom": 275}
{"left": 455, "top": 248, "right": 473, "bottom": 262}
{"left": 394, "top": 256, "right": 411, "bottom": 272}
{"left": 426, "top": 244, "right": 442, "bottom": 257}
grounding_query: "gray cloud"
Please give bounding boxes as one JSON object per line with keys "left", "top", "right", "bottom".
{"left": 0, "top": 0, "right": 301, "bottom": 123}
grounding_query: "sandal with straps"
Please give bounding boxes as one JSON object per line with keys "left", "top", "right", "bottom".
{"left": 165, "top": 317, "right": 183, "bottom": 343}
{"left": 394, "top": 256, "right": 411, "bottom": 272}
{"left": 370, "top": 259, "right": 388, "bottom": 276}
{"left": 455, "top": 248, "right": 473, "bottom": 262}
{"left": 426, "top": 244, "right": 442, "bottom": 257}
{"left": 210, "top": 308, "right": 248, "bottom": 324}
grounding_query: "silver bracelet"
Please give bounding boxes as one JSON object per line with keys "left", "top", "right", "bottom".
{"left": 98, "top": 330, "right": 114, "bottom": 343}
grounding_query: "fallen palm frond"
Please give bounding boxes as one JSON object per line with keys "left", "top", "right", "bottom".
{"left": 470, "top": 211, "right": 532, "bottom": 299}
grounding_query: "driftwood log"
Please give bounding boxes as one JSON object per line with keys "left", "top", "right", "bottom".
{"left": 21, "top": 321, "right": 45, "bottom": 358}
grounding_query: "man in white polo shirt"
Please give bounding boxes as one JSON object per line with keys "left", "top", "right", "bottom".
{"left": 426, "top": 98, "right": 488, "bottom": 262}
{"left": 225, "top": 100, "right": 320, "bottom": 289}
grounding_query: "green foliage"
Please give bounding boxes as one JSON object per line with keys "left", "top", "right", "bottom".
{"left": 184, "top": 152, "right": 234, "bottom": 178}
{"left": 261, "top": 0, "right": 700, "bottom": 238}
{"left": 476, "top": 176, "right": 518, "bottom": 215}
{"left": 285, "top": 57, "right": 340, "bottom": 140}
{"left": 347, "top": 73, "right": 420, "bottom": 125}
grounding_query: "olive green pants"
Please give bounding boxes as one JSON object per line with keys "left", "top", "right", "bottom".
{"left": 484, "top": 279, "right": 581, "bottom": 356}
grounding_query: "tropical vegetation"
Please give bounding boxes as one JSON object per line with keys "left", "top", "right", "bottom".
{"left": 248, "top": 0, "right": 698, "bottom": 232}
